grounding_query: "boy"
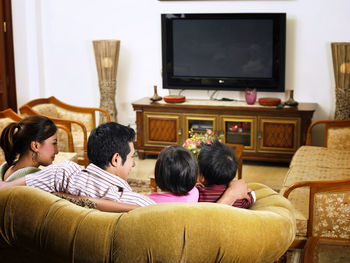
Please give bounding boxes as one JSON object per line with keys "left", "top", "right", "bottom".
{"left": 196, "top": 140, "right": 255, "bottom": 208}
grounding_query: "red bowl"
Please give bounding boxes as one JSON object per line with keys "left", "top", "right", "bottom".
{"left": 258, "top": 97, "right": 281, "bottom": 106}
{"left": 163, "top": 95, "right": 186, "bottom": 103}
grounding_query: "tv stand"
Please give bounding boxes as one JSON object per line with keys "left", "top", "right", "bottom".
{"left": 132, "top": 98, "right": 317, "bottom": 163}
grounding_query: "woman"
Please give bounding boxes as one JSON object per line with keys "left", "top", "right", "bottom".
{"left": 0, "top": 115, "right": 58, "bottom": 181}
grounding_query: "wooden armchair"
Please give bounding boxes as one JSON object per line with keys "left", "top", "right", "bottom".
{"left": 284, "top": 179, "right": 350, "bottom": 262}
{"left": 306, "top": 119, "right": 350, "bottom": 149}
{"left": 0, "top": 108, "right": 76, "bottom": 164}
{"left": 19, "top": 96, "right": 110, "bottom": 166}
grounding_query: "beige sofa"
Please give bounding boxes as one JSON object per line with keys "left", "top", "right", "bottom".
{"left": 0, "top": 183, "right": 296, "bottom": 263}
{"left": 280, "top": 120, "right": 350, "bottom": 246}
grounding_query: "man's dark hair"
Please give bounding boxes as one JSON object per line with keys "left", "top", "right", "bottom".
{"left": 155, "top": 145, "right": 198, "bottom": 196}
{"left": 87, "top": 122, "right": 135, "bottom": 169}
{"left": 198, "top": 140, "right": 237, "bottom": 185}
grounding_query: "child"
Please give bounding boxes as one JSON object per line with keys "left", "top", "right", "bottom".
{"left": 196, "top": 140, "right": 255, "bottom": 208}
{"left": 148, "top": 145, "right": 199, "bottom": 203}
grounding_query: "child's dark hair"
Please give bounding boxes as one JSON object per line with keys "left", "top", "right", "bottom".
{"left": 0, "top": 115, "right": 57, "bottom": 166}
{"left": 198, "top": 140, "right": 237, "bottom": 185}
{"left": 155, "top": 145, "right": 198, "bottom": 196}
{"left": 87, "top": 122, "right": 135, "bottom": 169}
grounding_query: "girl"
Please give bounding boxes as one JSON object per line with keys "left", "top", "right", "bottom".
{"left": 148, "top": 145, "right": 199, "bottom": 203}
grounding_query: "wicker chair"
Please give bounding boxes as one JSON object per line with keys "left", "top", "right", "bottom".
{"left": 284, "top": 179, "right": 350, "bottom": 262}
{"left": 0, "top": 108, "right": 76, "bottom": 164}
{"left": 19, "top": 97, "right": 110, "bottom": 166}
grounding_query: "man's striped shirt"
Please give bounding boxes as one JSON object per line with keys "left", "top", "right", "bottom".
{"left": 26, "top": 161, "right": 155, "bottom": 207}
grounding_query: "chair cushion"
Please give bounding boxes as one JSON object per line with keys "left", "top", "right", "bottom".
{"left": 56, "top": 107, "right": 94, "bottom": 132}
{"left": 32, "top": 104, "right": 59, "bottom": 118}
{"left": 290, "top": 146, "right": 350, "bottom": 169}
{"left": 71, "top": 131, "right": 90, "bottom": 161}
{"left": 313, "top": 191, "right": 350, "bottom": 238}
{"left": 327, "top": 127, "right": 350, "bottom": 150}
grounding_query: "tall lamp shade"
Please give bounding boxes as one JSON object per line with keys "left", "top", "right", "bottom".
{"left": 331, "top": 42, "right": 350, "bottom": 120}
{"left": 93, "top": 40, "right": 120, "bottom": 123}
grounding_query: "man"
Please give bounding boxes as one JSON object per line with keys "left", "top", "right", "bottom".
{"left": 0, "top": 122, "right": 250, "bottom": 212}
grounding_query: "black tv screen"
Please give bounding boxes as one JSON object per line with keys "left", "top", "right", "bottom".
{"left": 161, "top": 13, "right": 286, "bottom": 92}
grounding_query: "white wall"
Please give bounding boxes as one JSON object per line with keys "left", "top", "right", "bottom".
{"left": 11, "top": 0, "right": 350, "bottom": 139}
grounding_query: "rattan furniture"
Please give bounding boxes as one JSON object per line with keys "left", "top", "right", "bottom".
{"left": 19, "top": 96, "right": 110, "bottom": 166}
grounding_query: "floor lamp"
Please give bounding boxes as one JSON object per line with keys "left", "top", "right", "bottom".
{"left": 331, "top": 42, "right": 350, "bottom": 120}
{"left": 93, "top": 40, "right": 120, "bottom": 123}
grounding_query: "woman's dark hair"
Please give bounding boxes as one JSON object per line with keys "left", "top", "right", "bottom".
{"left": 0, "top": 115, "right": 57, "bottom": 166}
{"left": 198, "top": 140, "right": 237, "bottom": 185}
{"left": 87, "top": 122, "right": 135, "bottom": 169}
{"left": 155, "top": 145, "right": 198, "bottom": 196}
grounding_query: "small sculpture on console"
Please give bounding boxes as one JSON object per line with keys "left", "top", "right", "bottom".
{"left": 150, "top": 85, "right": 162, "bottom": 102}
{"left": 284, "top": 90, "right": 298, "bottom": 106}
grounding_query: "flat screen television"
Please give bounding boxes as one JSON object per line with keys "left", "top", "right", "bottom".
{"left": 161, "top": 13, "right": 286, "bottom": 92}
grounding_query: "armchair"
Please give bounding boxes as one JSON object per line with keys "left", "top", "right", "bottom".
{"left": 0, "top": 108, "right": 76, "bottom": 164}
{"left": 19, "top": 96, "right": 110, "bottom": 166}
{"left": 280, "top": 119, "right": 350, "bottom": 251}
{"left": 284, "top": 179, "right": 350, "bottom": 262}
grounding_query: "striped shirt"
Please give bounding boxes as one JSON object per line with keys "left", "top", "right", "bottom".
{"left": 25, "top": 160, "right": 155, "bottom": 207}
{"left": 196, "top": 183, "right": 255, "bottom": 209}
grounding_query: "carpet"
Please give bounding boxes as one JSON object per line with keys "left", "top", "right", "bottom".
{"left": 127, "top": 178, "right": 152, "bottom": 195}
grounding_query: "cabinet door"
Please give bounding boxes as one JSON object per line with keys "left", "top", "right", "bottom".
{"left": 258, "top": 117, "right": 300, "bottom": 153}
{"left": 184, "top": 114, "right": 218, "bottom": 139}
{"left": 221, "top": 116, "right": 256, "bottom": 151}
{"left": 144, "top": 112, "right": 181, "bottom": 146}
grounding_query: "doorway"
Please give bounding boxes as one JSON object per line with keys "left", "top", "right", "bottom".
{"left": 0, "top": 0, "right": 16, "bottom": 111}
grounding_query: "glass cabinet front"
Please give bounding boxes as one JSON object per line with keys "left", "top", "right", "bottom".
{"left": 184, "top": 115, "right": 217, "bottom": 139}
{"left": 222, "top": 117, "right": 256, "bottom": 151}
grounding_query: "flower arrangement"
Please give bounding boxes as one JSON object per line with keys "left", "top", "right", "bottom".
{"left": 183, "top": 129, "right": 224, "bottom": 160}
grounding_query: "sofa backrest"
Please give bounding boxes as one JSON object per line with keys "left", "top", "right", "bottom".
{"left": 0, "top": 183, "right": 296, "bottom": 263}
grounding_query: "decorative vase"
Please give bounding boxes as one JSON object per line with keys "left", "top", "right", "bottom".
{"left": 284, "top": 90, "right": 298, "bottom": 106}
{"left": 93, "top": 40, "right": 120, "bottom": 123}
{"left": 150, "top": 85, "right": 162, "bottom": 101}
{"left": 245, "top": 88, "right": 257, "bottom": 105}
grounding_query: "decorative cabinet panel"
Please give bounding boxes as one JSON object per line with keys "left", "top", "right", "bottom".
{"left": 144, "top": 113, "right": 181, "bottom": 146}
{"left": 132, "top": 98, "right": 316, "bottom": 163}
{"left": 258, "top": 117, "right": 300, "bottom": 153}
